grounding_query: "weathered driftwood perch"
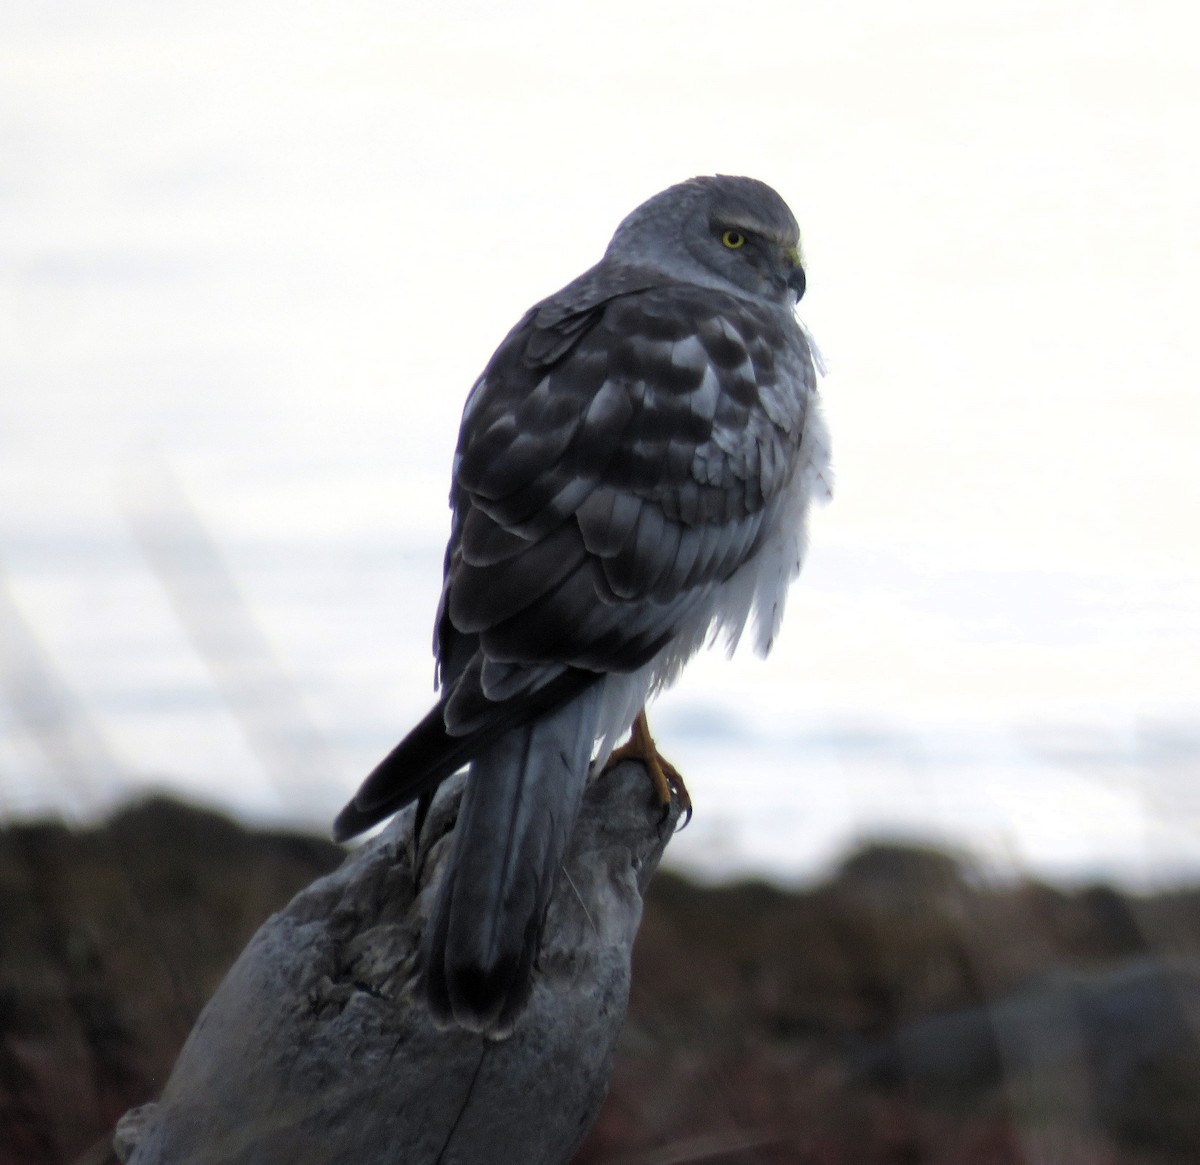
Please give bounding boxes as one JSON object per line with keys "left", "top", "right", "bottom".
{"left": 115, "top": 760, "right": 678, "bottom": 1165}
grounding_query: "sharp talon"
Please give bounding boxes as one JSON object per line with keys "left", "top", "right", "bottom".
{"left": 602, "top": 709, "right": 691, "bottom": 827}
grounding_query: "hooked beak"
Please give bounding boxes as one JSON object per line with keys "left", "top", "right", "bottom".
{"left": 787, "top": 263, "right": 807, "bottom": 303}
{"left": 784, "top": 245, "right": 806, "bottom": 302}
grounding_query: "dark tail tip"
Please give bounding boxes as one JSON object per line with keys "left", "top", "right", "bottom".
{"left": 331, "top": 802, "right": 372, "bottom": 844}
{"left": 425, "top": 899, "right": 540, "bottom": 1037}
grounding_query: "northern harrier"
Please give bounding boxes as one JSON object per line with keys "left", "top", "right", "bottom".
{"left": 334, "top": 176, "right": 831, "bottom": 1035}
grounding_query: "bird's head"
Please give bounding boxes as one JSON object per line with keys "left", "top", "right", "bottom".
{"left": 605, "top": 175, "right": 806, "bottom": 306}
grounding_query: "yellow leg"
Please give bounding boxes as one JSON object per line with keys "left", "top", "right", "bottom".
{"left": 603, "top": 709, "right": 692, "bottom": 823}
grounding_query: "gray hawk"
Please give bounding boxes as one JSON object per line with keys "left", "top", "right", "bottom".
{"left": 333, "top": 175, "right": 831, "bottom": 1035}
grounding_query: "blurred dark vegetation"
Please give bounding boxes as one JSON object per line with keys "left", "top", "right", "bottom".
{"left": 2, "top": 799, "right": 1199, "bottom": 1165}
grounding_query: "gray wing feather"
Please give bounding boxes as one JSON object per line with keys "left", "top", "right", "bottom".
{"left": 435, "top": 279, "right": 812, "bottom": 735}
{"left": 574, "top": 488, "right": 643, "bottom": 558}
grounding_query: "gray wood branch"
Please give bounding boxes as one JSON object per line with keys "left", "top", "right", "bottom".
{"left": 115, "top": 760, "right": 677, "bottom": 1165}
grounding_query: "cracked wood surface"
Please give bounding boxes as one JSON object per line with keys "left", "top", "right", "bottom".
{"left": 114, "top": 760, "right": 678, "bottom": 1165}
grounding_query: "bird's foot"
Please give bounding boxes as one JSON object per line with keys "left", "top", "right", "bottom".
{"left": 602, "top": 710, "right": 692, "bottom": 826}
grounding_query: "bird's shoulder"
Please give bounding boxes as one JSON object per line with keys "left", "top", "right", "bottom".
{"left": 526, "top": 265, "right": 807, "bottom": 378}
{"left": 456, "top": 270, "right": 813, "bottom": 499}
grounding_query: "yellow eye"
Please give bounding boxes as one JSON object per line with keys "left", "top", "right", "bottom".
{"left": 721, "top": 229, "right": 746, "bottom": 250}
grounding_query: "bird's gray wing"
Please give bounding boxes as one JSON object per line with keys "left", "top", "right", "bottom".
{"left": 436, "top": 277, "right": 815, "bottom": 735}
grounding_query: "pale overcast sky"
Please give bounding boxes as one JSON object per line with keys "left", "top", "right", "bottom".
{"left": 2, "top": 1, "right": 1198, "bottom": 883}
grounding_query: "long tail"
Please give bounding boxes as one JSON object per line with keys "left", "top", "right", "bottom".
{"left": 424, "top": 686, "right": 602, "bottom": 1035}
